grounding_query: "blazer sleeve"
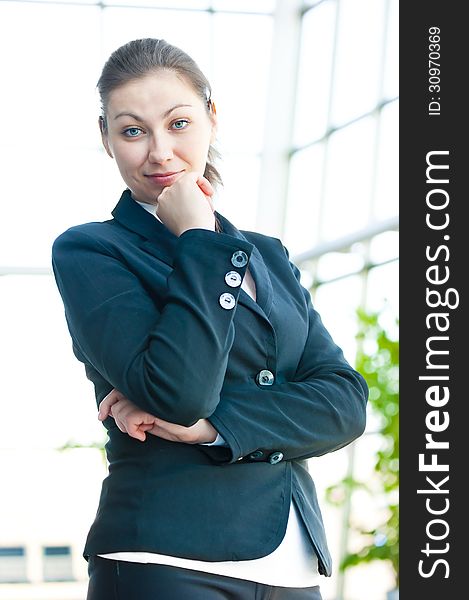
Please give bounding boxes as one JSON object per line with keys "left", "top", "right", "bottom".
{"left": 51, "top": 226, "right": 254, "bottom": 426}
{"left": 205, "top": 255, "right": 369, "bottom": 465}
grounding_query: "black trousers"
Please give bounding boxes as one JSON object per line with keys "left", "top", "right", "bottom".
{"left": 87, "top": 555, "right": 323, "bottom": 600}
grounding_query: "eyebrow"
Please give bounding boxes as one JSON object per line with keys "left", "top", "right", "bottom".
{"left": 114, "top": 104, "right": 193, "bottom": 121}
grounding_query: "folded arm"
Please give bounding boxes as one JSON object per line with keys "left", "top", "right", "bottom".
{"left": 52, "top": 226, "right": 253, "bottom": 426}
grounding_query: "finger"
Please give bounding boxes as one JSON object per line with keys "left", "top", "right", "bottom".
{"left": 197, "top": 176, "right": 214, "bottom": 198}
{"left": 206, "top": 196, "right": 215, "bottom": 213}
{"left": 140, "top": 423, "right": 155, "bottom": 431}
{"left": 98, "top": 389, "right": 122, "bottom": 420}
{"left": 114, "top": 414, "right": 144, "bottom": 442}
{"left": 151, "top": 419, "right": 185, "bottom": 436}
{"left": 114, "top": 416, "right": 128, "bottom": 434}
{"left": 111, "top": 403, "right": 134, "bottom": 429}
{"left": 127, "top": 423, "right": 147, "bottom": 442}
{"left": 109, "top": 400, "right": 127, "bottom": 421}
{"left": 156, "top": 186, "right": 168, "bottom": 202}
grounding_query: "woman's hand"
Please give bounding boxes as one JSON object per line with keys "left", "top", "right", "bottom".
{"left": 146, "top": 416, "right": 218, "bottom": 445}
{"left": 98, "top": 389, "right": 156, "bottom": 442}
{"left": 156, "top": 171, "right": 216, "bottom": 237}
{"left": 98, "top": 389, "right": 218, "bottom": 444}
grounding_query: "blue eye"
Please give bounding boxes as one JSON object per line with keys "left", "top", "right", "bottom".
{"left": 172, "top": 119, "right": 189, "bottom": 130}
{"left": 123, "top": 127, "right": 143, "bottom": 137}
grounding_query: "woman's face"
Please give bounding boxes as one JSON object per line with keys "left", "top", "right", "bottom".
{"left": 101, "top": 70, "right": 217, "bottom": 204}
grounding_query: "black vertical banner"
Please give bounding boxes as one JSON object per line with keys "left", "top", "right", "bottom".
{"left": 400, "top": 1, "right": 464, "bottom": 597}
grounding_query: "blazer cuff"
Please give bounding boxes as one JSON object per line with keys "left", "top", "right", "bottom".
{"left": 206, "top": 415, "right": 244, "bottom": 464}
{"left": 199, "top": 433, "right": 229, "bottom": 447}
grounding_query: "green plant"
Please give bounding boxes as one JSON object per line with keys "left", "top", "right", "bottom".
{"left": 58, "top": 437, "right": 108, "bottom": 469}
{"left": 326, "top": 307, "right": 399, "bottom": 588}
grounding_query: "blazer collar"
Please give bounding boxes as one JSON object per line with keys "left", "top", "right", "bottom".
{"left": 112, "top": 189, "right": 177, "bottom": 266}
{"left": 112, "top": 189, "right": 273, "bottom": 318}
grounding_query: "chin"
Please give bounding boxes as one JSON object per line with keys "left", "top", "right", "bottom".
{"left": 130, "top": 185, "right": 153, "bottom": 204}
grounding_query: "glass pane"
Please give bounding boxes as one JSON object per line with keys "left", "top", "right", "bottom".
{"left": 348, "top": 436, "right": 396, "bottom": 550}
{"left": 344, "top": 542, "right": 396, "bottom": 599}
{"left": 330, "top": 0, "right": 386, "bottom": 126}
{"left": 374, "top": 100, "right": 399, "bottom": 220}
{"left": 0, "top": 549, "right": 28, "bottom": 583}
{"left": 316, "top": 250, "right": 365, "bottom": 282}
{"left": 101, "top": 8, "right": 212, "bottom": 76}
{"left": 321, "top": 116, "right": 377, "bottom": 241}
{"left": 0, "top": 3, "right": 101, "bottom": 150}
{"left": 0, "top": 148, "right": 113, "bottom": 268}
{"left": 211, "top": 0, "right": 275, "bottom": 13}
{"left": 369, "top": 230, "right": 399, "bottom": 264}
{"left": 313, "top": 274, "right": 363, "bottom": 365}
{"left": 104, "top": 0, "right": 210, "bottom": 7}
{"left": 383, "top": 0, "right": 399, "bottom": 99}
{"left": 0, "top": 275, "right": 105, "bottom": 449}
{"left": 20, "top": 0, "right": 96, "bottom": 3}
{"left": 1, "top": 446, "right": 105, "bottom": 586}
{"left": 215, "top": 154, "right": 260, "bottom": 232}
{"left": 43, "top": 546, "right": 74, "bottom": 582}
{"left": 366, "top": 261, "right": 399, "bottom": 337}
{"left": 212, "top": 13, "right": 273, "bottom": 154}
{"left": 302, "top": 0, "right": 325, "bottom": 8}
{"left": 284, "top": 143, "right": 325, "bottom": 256}
{"left": 345, "top": 428, "right": 398, "bottom": 598}
{"left": 294, "top": 0, "right": 336, "bottom": 146}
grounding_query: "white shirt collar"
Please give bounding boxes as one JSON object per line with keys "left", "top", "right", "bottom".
{"left": 133, "top": 198, "right": 162, "bottom": 223}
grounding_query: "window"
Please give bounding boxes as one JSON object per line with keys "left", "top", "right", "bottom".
{"left": 43, "top": 546, "right": 74, "bottom": 582}
{"left": 0, "top": 547, "right": 28, "bottom": 583}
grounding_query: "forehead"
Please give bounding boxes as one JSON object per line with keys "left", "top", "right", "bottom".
{"left": 107, "top": 70, "right": 202, "bottom": 114}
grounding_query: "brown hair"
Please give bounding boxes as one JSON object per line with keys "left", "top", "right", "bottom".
{"left": 97, "top": 38, "right": 223, "bottom": 192}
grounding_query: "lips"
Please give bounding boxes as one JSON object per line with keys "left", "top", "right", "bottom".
{"left": 145, "top": 170, "right": 184, "bottom": 186}
{"left": 147, "top": 171, "right": 180, "bottom": 177}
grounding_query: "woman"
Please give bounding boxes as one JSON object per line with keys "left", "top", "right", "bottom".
{"left": 52, "top": 38, "right": 368, "bottom": 600}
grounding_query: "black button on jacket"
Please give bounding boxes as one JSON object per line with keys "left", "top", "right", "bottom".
{"left": 51, "top": 189, "right": 368, "bottom": 576}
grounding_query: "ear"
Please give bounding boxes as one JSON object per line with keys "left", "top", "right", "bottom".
{"left": 99, "top": 117, "right": 114, "bottom": 159}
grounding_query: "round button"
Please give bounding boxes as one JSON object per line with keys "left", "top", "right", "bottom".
{"left": 225, "top": 271, "right": 242, "bottom": 288}
{"left": 219, "top": 292, "right": 236, "bottom": 310}
{"left": 256, "top": 369, "right": 275, "bottom": 386}
{"left": 268, "top": 451, "right": 284, "bottom": 465}
{"left": 231, "top": 250, "right": 248, "bottom": 268}
{"left": 249, "top": 450, "right": 264, "bottom": 460}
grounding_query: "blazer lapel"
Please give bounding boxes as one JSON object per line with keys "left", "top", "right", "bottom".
{"left": 112, "top": 189, "right": 177, "bottom": 267}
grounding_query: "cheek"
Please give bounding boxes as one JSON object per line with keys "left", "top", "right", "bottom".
{"left": 184, "top": 132, "right": 212, "bottom": 165}
{"left": 115, "top": 142, "right": 146, "bottom": 170}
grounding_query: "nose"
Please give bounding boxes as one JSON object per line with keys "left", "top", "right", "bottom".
{"left": 147, "top": 133, "right": 174, "bottom": 164}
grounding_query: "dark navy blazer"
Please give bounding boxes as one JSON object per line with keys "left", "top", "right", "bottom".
{"left": 51, "top": 189, "right": 368, "bottom": 576}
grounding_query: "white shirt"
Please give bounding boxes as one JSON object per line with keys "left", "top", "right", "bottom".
{"left": 99, "top": 199, "right": 322, "bottom": 587}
